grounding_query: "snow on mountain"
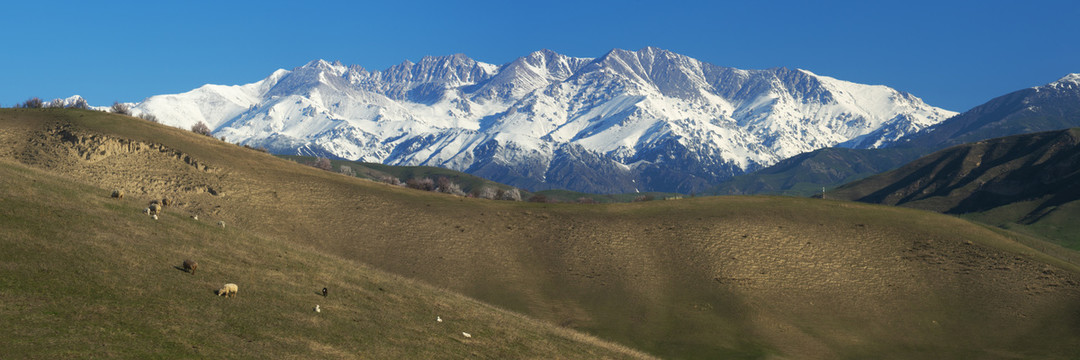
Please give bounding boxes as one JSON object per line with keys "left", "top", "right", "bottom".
{"left": 130, "top": 47, "right": 956, "bottom": 193}
{"left": 1045, "top": 73, "right": 1080, "bottom": 90}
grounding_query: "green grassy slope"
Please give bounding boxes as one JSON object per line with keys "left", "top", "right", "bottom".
{"left": 3, "top": 108, "right": 1080, "bottom": 359}
{"left": 0, "top": 158, "right": 648, "bottom": 359}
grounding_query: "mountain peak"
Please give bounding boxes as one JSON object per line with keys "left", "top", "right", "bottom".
{"left": 129, "top": 48, "right": 954, "bottom": 194}
{"left": 1047, "top": 73, "right": 1080, "bottom": 88}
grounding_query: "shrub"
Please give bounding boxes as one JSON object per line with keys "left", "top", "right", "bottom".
{"left": 68, "top": 97, "right": 89, "bottom": 110}
{"left": 190, "top": 121, "right": 213, "bottom": 136}
{"left": 435, "top": 177, "right": 465, "bottom": 196}
{"left": 312, "top": 157, "right": 333, "bottom": 171}
{"left": 111, "top": 101, "right": 130, "bottom": 115}
{"left": 500, "top": 188, "right": 522, "bottom": 201}
{"left": 23, "top": 97, "right": 43, "bottom": 108}
{"left": 528, "top": 194, "right": 548, "bottom": 203}
{"left": 475, "top": 186, "right": 497, "bottom": 199}
{"left": 406, "top": 177, "right": 436, "bottom": 191}
{"left": 380, "top": 176, "right": 402, "bottom": 186}
{"left": 138, "top": 113, "right": 159, "bottom": 123}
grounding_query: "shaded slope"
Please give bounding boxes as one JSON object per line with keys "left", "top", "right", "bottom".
{"left": 709, "top": 147, "right": 923, "bottom": 196}
{"left": 3, "top": 109, "right": 1080, "bottom": 359}
{"left": 830, "top": 128, "right": 1080, "bottom": 249}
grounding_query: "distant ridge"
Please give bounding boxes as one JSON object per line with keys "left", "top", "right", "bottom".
{"left": 711, "top": 73, "right": 1080, "bottom": 196}
{"left": 894, "top": 73, "right": 1080, "bottom": 151}
{"left": 130, "top": 47, "right": 954, "bottom": 193}
{"left": 830, "top": 127, "right": 1080, "bottom": 249}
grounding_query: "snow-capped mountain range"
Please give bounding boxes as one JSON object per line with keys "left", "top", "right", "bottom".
{"left": 130, "top": 47, "right": 956, "bottom": 193}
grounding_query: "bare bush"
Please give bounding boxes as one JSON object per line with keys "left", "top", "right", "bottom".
{"left": 633, "top": 195, "right": 655, "bottom": 202}
{"left": 138, "top": 113, "right": 159, "bottom": 123}
{"left": 23, "top": 97, "right": 43, "bottom": 108}
{"left": 577, "top": 197, "right": 596, "bottom": 204}
{"left": 435, "top": 177, "right": 465, "bottom": 196}
{"left": 311, "top": 157, "right": 332, "bottom": 171}
{"left": 111, "top": 101, "right": 130, "bottom": 115}
{"left": 475, "top": 186, "right": 497, "bottom": 199}
{"left": 68, "top": 97, "right": 89, "bottom": 110}
{"left": 380, "top": 176, "right": 402, "bottom": 186}
{"left": 191, "top": 121, "right": 213, "bottom": 136}
{"left": 406, "top": 177, "right": 436, "bottom": 191}
{"left": 500, "top": 188, "right": 522, "bottom": 201}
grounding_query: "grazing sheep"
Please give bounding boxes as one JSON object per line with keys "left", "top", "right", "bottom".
{"left": 143, "top": 208, "right": 151, "bottom": 215}
{"left": 314, "top": 305, "right": 321, "bottom": 313}
{"left": 462, "top": 332, "right": 472, "bottom": 338}
{"left": 217, "top": 221, "right": 226, "bottom": 228}
{"left": 111, "top": 189, "right": 124, "bottom": 199}
{"left": 436, "top": 316, "right": 442, "bottom": 323}
{"left": 182, "top": 259, "right": 197, "bottom": 275}
{"left": 217, "top": 283, "right": 238, "bottom": 297}
{"left": 191, "top": 214, "right": 199, "bottom": 221}
{"left": 152, "top": 214, "right": 158, "bottom": 220}
{"left": 161, "top": 197, "right": 171, "bottom": 207}
{"left": 148, "top": 203, "right": 162, "bottom": 215}
{"left": 322, "top": 287, "right": 328, "bottom": 297}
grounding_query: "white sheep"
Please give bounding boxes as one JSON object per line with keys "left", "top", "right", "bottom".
{"left": 191, "top": 214, "right": 199, "bottom": 221}
{"left": 314, "top": 305, "right": 321, "bottom": 313}
{"left": 436, "top": 316, "right": 442, "bottom": 323}
{"left": 217, "top": 283, "right": 238, "bottom": 297}
{"left": 218, "top": 221, "right": 226, "bottom": 228}
{"left": 462, "top": 332, "right": 472, "bottom": 338}
{"left": 143, "top": 208, "right": 151, "bottom": 215}
{"left": 152, "top": 214, "right": 158, "bottom": 220}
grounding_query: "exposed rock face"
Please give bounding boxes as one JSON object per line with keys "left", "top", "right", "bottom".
{"left": 12, "top": 122, "right": 224, "bottom": 201}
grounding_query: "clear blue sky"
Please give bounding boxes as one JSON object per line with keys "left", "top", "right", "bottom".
{"left": 2, "top": 0, "right": 1077, "bottom": 112}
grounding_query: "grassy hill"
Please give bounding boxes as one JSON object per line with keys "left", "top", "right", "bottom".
{"left": 0, "top": 144, "right": 646, "bottom": 358}
{"left": 3, "top": 108, "right": 1080, "bottom": 359}
{"left": 829, "top": 128, "right": 1080, "bottom": 251}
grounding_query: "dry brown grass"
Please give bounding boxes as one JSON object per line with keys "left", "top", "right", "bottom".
{"left": 3, "top": 108, "right": 1080, "bottom": 359}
